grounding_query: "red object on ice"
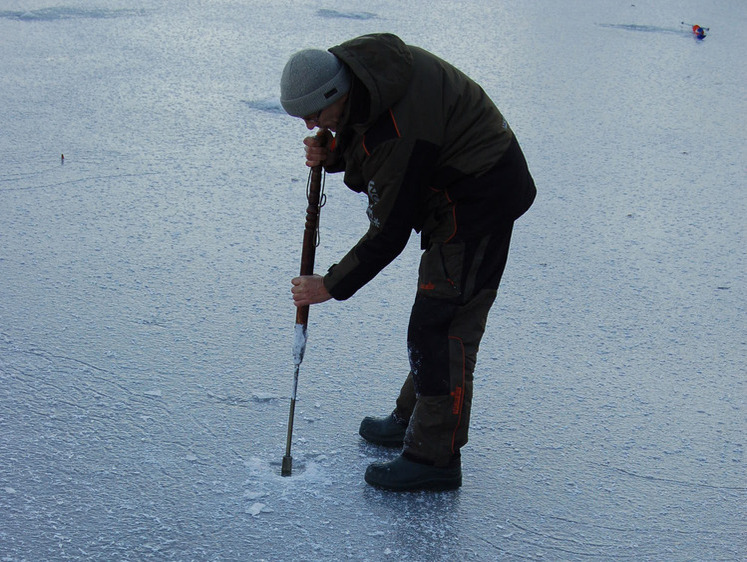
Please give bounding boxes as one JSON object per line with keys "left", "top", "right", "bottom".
{"left": 692, "top": 25, "right": 706, "bottom": 39}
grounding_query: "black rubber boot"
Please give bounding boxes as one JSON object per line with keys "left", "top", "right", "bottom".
{"left": 364, "top": 454, "right": 462, "bottom": 491}
{"left": 359, "top": 412, "right": 408, "bottom": 447}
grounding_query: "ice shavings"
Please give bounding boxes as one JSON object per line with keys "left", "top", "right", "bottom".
{"left": 239, "top": 455, "right": 334, "bottom": 519}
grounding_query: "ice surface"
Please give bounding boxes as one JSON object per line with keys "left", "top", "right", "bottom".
{"left": 1, "top": 0, "right": 745, "bottom": 560}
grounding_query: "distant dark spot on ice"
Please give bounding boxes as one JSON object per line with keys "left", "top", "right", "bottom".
{"left": 138, "top": 318, "right": 169, "bottom": 328}
{"left": 241, "top": 99, "right": 285, "bottom": 115}
{"left": 0, "top": 7, "right": 145, "bottom": 21}
{"left": 207, "top": 391, "right": 281, "bottom": 406}
{"left": 716, "top": 286, "right": 730, "bottom": 290}
{"left": 316, "top": 9, "right": 378, "bottom": 20}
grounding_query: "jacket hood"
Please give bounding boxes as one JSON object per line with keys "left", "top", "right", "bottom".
{"left": 329, "top": 34, "right": 413, "bottom": 127}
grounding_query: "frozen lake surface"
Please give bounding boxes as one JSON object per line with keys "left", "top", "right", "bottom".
{"left": 1, "top": 0, "right": 744, "bottom": 560}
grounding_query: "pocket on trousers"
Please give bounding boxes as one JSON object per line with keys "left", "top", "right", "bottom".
{"left": 417, "top": 242, "right": 464, "bottom": 299}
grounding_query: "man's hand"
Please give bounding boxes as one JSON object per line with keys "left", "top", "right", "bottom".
{"left": 303, "top": 130, "right": 335, "bottom": 168}
{"left": 291, "top": 274, "right": 332, "bottom": 307}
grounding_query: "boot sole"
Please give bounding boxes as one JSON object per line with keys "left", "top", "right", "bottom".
{"left": 359, "top": 434, "right": 404, "bottom": 448}
{"left": 365, "top": 474, "right": 462, "bottom": 492}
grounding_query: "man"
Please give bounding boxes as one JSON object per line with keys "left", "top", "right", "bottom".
{"left": 280, "top": 33, "right": 535, "bottom": 491}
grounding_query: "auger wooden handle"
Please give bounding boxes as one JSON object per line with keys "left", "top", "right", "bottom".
{"left": 295, "top": 130, "right": 328, "bottom": 327}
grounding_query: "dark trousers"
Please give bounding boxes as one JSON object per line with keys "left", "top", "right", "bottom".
{"left": 398, "top": 224, "right": 514, "bottom": 465}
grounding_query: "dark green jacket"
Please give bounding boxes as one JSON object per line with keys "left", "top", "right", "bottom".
{"left": 323, "top": 33, "right": 534, "bottom": 300}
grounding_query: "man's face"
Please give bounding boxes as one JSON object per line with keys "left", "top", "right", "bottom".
{"left": 303, "top": 95, "right": 348, "bottom": 132}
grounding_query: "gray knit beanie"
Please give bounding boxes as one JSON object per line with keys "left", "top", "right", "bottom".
{"left": 280, "top": 49, "right": 351, "bottom": 118}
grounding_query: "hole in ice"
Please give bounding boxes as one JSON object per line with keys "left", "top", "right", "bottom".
{"left": 245, "top": 456, "right": 332, "bottom": 486}
{"left": 268, "top": 459, "right": 307, "bottom": 473}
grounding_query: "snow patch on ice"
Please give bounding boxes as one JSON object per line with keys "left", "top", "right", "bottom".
{"left": 247, "top": 502, "right": 271, "bottom": 517}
